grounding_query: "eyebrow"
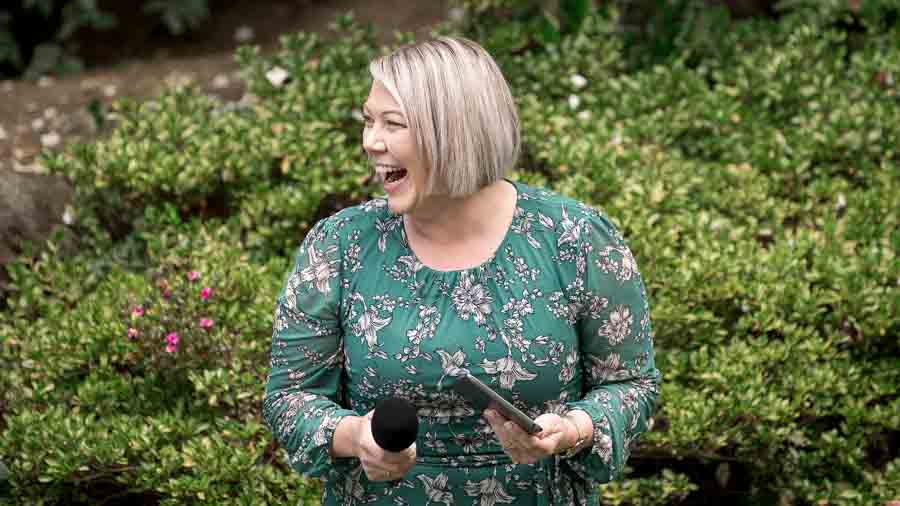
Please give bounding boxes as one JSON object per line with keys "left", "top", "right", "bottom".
{"left": 362, "top": 103, "right": 404, "bottom": 116}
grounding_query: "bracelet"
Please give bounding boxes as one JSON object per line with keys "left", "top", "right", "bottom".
{"left": 560, "top": 413, "right": 587, "bottom": 459}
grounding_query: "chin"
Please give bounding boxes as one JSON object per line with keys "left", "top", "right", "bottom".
{"left": 387, "top": 189, "right": 419, "bottom": 215}
{"left": 387, "top": 195, "right": 411, "bottom": 215}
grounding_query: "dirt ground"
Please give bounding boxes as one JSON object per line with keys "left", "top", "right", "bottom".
{"left": 1, "top": 0, "right": 451, "bottom": 174}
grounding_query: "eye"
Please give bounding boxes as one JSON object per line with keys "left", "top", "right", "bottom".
{"left": 387, "top": 121, "right": 406, "bottom": 128}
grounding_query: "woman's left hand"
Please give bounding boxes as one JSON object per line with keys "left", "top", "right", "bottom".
{"left": 482, "top": 409, "right": 574, "bottom": 465}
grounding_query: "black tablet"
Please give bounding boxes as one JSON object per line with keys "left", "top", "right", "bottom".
{"left": 452, "top": 372, "right": 543, "bottom": 434}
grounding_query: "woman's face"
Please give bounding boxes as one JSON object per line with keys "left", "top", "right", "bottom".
{"left": 362, "top": 80, "right": 427, "bottom": 215}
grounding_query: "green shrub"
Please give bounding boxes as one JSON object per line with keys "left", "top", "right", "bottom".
{"left": 599, "top": 468, "right": 698, "bottom": 505}
{"left": 43, "top": 14, "right": 378, "bottom": 261}
{"left": 3, "top": 6, "right": 899, "bottom": 505}
{"left": 0, "top": 221, "right": 311, "bottom": 503}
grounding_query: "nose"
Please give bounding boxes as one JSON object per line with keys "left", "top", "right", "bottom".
{"left": 362, "top": 125, "right": 387, "bottom": 154}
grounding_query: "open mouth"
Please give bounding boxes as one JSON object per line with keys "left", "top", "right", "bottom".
{"left": 385, "top": 168, "right": 407, "bottom": 183}
{"left": 377, "top": 164, "right": 408, "bottom": 185}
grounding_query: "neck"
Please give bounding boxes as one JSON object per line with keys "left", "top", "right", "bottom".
{"left": 404, "top": 180, "right": 512, "bottom": 245}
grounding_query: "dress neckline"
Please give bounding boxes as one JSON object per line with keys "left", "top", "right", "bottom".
{"left": 397, "top": 179, "right": 521, "bottom": 275}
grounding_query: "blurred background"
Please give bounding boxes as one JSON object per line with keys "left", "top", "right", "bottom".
{"left": 1, "top": 0, "right": 451, "bottom": 172}
{"left": 1, "top": 1, "right": 898, "bottom": 505}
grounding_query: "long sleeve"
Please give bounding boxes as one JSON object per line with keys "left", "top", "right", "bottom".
{"left": 562, "top": 209, "right": 661, "bottom": 483}
{"left": 262, "top": 218, "right": 358, "bottom": 479}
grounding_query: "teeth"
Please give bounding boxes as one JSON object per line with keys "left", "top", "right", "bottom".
{"left": 377, "top": 165, "right": 407, "bottom": 184}
{"left": 375, "top": 164, "right": 404, "bottom": 174}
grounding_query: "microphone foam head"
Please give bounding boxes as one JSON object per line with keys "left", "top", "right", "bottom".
{"left": 371, "top": 397, "right": 419, "bottom": 452}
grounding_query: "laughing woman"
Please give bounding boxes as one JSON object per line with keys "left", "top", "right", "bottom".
{"left": 263, "top": 36, "right": 661, "bottom": 505}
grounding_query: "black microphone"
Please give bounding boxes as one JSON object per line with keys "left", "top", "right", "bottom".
{"left": 371, "top": 397, "right": 419, "bottom": 452}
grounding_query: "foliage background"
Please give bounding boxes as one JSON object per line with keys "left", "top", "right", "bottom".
{"left": 1, "top": 0, "right": 212, "bottom": 78}
{"left": 1, "top": 0, "right": 898, "bottom": 504}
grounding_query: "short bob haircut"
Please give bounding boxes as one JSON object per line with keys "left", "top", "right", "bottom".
{"left": 369, "top": 36, "right": 520, "bottom": 198}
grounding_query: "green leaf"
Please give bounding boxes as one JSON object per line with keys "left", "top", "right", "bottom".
{"left": 535, "top": 11, "right": 561, "bottom": 46}
{"left": 559, "top": 0, "right": 590, "bottom": 35}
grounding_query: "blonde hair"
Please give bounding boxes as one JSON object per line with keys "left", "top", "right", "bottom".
{"left": 369, "top": 36, "right": 520, "bottom": 198}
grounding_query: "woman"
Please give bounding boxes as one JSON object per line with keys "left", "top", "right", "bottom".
{"left": 263, "top": 36, "right": 660, "bottom": 505}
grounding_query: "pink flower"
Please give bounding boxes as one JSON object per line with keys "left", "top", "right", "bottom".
{"left": 127, "top": 327, "right": 139, "bottom": 339}
{"left": 187, "top": 271, "right": 200, "bottom": 282}
{"left": 165, "top": 332, "right": 179, "bottom": 353}
{"left": 199, "top": 318, "right": 214, "bottom": 329}
{"left": 162, "top": 289, "right": 173, "bottom": 299}
{"left": 131, "top": 306, "right": 144, "bottom": 318}
{"left": 200, "top": 287, "right": 212, "bottom": 300}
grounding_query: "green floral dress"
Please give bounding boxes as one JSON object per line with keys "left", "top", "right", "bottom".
{"left": 263, "top": 180, "right": 661, "bottom": 506}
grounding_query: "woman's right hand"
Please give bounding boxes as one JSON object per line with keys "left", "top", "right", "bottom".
{"left": 353, "top": 410, "right": 417, "bottom": 482}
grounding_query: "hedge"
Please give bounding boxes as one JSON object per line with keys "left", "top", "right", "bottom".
{"left": 1, "top": 3, "right": 899, "bottom": 505}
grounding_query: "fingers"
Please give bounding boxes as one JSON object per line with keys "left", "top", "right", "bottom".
{"left": 364, "top": 467, "right": 392, "bottom": 482}
{"left": 363, "top": 454, "right": 415, "bottom": 482}
{"left": 359, "top": 434, "right": 416, "bottom": 482}
{"left": 483, "top": 410, "right": 560, "bottom": 464}
{"left": 366, "top": 467, "right": 404, "bottom": 482}
{"left": 533, "top": 413, "right": 566, "bottom": 440}
{"left": 358, "top": 408, "right": 416, "bottom": 470}
{"left": 484, "top": 409, "right": 538, "bottom": 444}
{"left": 362, "top": 458, "right": 414, "bottom": 481}
{"left": 378, "top": 443, "right": 417, "bottom": 465}
{"left": 483, "top": 410, "right": 531, "bottom": 461}
{"left": 502, "top": 420, "right": 543, "bottom": 464}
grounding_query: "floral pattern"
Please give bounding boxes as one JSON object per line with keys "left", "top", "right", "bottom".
{"left": 452, "top": 272, "right": 494, "bottom": 325}
{"left": 263, "top": 181, "right": 661, "bottom": 505}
